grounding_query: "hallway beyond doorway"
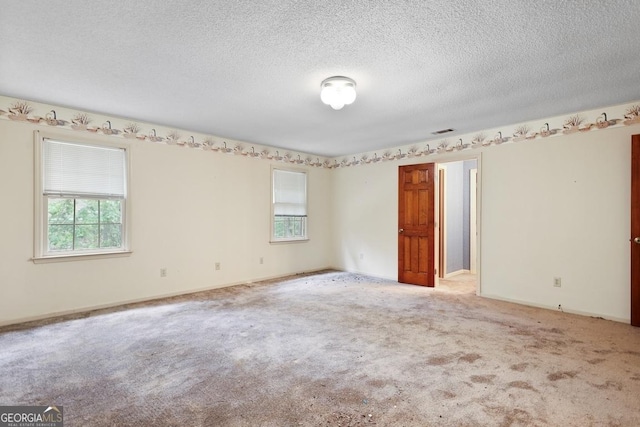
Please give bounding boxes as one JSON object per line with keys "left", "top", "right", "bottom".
{"left": 438, "top": 272, "right": 476, "bottom": 294}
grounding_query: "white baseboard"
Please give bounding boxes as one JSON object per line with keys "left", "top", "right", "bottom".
{"left": 480, "top": 292, "right": 630, "bottom": 324}
{"left": 0, "top": 267, "right": 334, "bottom": 328}
{"left": 443, "top": 269, "right": 471, "bottom": 279}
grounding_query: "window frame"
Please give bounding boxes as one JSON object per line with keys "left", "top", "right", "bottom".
{"left": 33, "top": 130, "right": 132, "bottom": 262}
{"left": 270, "top": 166, "right": 309, "bottom": 243}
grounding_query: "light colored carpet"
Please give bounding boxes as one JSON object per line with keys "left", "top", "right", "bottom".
{"left": 438, "top": 272, "right": 477, "bottom": 294}
{"left": 1, "top": 271, "right": 639, "bottom": 426}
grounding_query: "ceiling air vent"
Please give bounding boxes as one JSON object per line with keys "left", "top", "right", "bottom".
{"left": 431, "top": 128, "right": 454, "bottom": 135}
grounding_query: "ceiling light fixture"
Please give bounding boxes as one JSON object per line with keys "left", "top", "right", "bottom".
{"left": 320, "top": 76, "right": 356, "bottom": 110}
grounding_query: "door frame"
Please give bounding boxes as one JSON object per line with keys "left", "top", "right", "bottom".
{"left": 470, "top": 168, "right": 478, "bottom": 273}
{"left": 433, "top": 154, "right": 482, "bottom": 295}
{"left": 631, "top": 134, "right": 640, "bottom": 326}
{"left": 438, "top": 166, "right": 447, "bottom": 279}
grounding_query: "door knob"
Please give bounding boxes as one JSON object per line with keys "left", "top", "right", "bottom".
{"left": 634, "top": 237, "right": 640, "bottom": 244}
{"left": 399, "top": 228, "right": 404, "bottom": 233}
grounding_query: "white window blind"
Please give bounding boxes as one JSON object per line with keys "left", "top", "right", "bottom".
{"left": 273, "top": 169, "right": 307, "bottom": 216}
{"left": 43, "top": 139, "right": 126, "bottom": 197}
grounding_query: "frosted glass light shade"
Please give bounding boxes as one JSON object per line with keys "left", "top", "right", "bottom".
{"left": 320, "top": 76, "right": 356, "bottom": 110}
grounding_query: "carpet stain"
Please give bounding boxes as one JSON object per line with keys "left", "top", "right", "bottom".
{"left": 507, "top": 380, "right": 538, "bottom": 392}
{"left": 587, "top": 358, "right": 606, "bottom": 365}
{"left": 470, "top": 374, "right": 496, "bottom": 384}
{"left": 593, "top": 349, "right": 615, "bottom": 355}
{"left": 323, "top": 411, "right": 375, "bottom": 426}
{"left": 426, "top": 353, "right": 458, "bottom": 366}
{"left": 202, "top": 406, "right": 236, "bottom": 426}
{"left": 503, "top": 345, "right": 524, "bottom": 356}
{"left": 547, "top": 371, "right": 578, "bottom": 381}
{"left": 439, "top": 390, "right": 456, "bottom": 399}
{"left": 366, "top": 379, "right": 386, "bottom": 388}
{"left": 484, "top": 406, "right": 537, "bottom": 427}
{"left": 459, "top": 353, "right": 482, "bottom": 363}
{"left": 500, "top": 408, "right": 534, "bottom": 427}
{"left": 589, "top": 380, "right": 623, "bottom": 391}
{"left": 511, "top": 328, "right": 534, "bottom": 336}
{"left": 527, "top": 338, "right": 567, "bottom": 350}
{"left": 525, "top": 341, "right": 545, "bottom": 350}
{"left": 510, "top": 362, "right": 529, "bottom": 372}
{"left": 539, "top": 327, "right": 564, "bottom": 334}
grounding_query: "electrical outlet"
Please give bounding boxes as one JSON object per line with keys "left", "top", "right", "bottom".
{"left": 558, "top": 304, "right": 563, "bottom": 311}
{"left": 160, "top": 268, "right": 167, "bottom": 278}
{"left": 553, "top": 277, "right": 561, "bottom": 287}
{"left": 259, "top": 257, "right": 264, "bottom": 265}
{"left": 215, "top": 262, "right": 220, "bottom": 271}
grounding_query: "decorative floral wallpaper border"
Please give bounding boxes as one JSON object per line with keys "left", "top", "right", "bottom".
{"left": 332, "top": 105, "right": 640, "bottom": 168}
{"left": 0, "top": 97, "right": 331, "bottom": 168}
{"left": 1, "top": 96, "right": 640, "bottom": 169}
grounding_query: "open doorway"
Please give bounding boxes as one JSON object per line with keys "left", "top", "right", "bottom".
{"left": 437, "top": 159, "right": 478, "bottom": 294}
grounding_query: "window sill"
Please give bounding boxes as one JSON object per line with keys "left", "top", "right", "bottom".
{"left": 32, "top": 251, "right": 132, "bottom": 264}
{"left": 270, "top": 238, "right": 310, "bottom": 244}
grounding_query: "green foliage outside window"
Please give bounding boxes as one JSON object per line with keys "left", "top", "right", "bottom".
{"left": 48, "top": 198, "right": 123, "bottom": 251}
{"left": 273, "top": 216, "right": 307, "bottom": 239}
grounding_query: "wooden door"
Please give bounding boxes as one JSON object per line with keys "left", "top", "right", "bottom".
{"left": 438, "top": 168, "right": 445, "bottom": 278}
{"left": 631, "top": 134, "right": 640, "bottom": 326}
{"left": 398, "top": 163, "right": 435, "bottom": 286}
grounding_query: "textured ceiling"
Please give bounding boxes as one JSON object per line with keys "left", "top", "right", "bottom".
{"left": 1, "top": 1, "right": 639, "bottom": 157}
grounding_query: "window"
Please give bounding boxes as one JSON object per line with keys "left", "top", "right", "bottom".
{"left": 34, "top": 133, "right": 130, "bottom": 259}
{"left": 272, "top": 168, "right": 307, "bottom": 241}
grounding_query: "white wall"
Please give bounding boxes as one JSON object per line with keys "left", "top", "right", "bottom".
{"left": 331, "top": 161, "right": 399, "bottom": 280}
{"left": 481, "top": 126, "right": 630, "bottom": 321}
{"left": 331, "top": 122, "right": 635, "bottom": 322}
{"left": 0, "top": 118, "right": 333, "bottom": 325}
